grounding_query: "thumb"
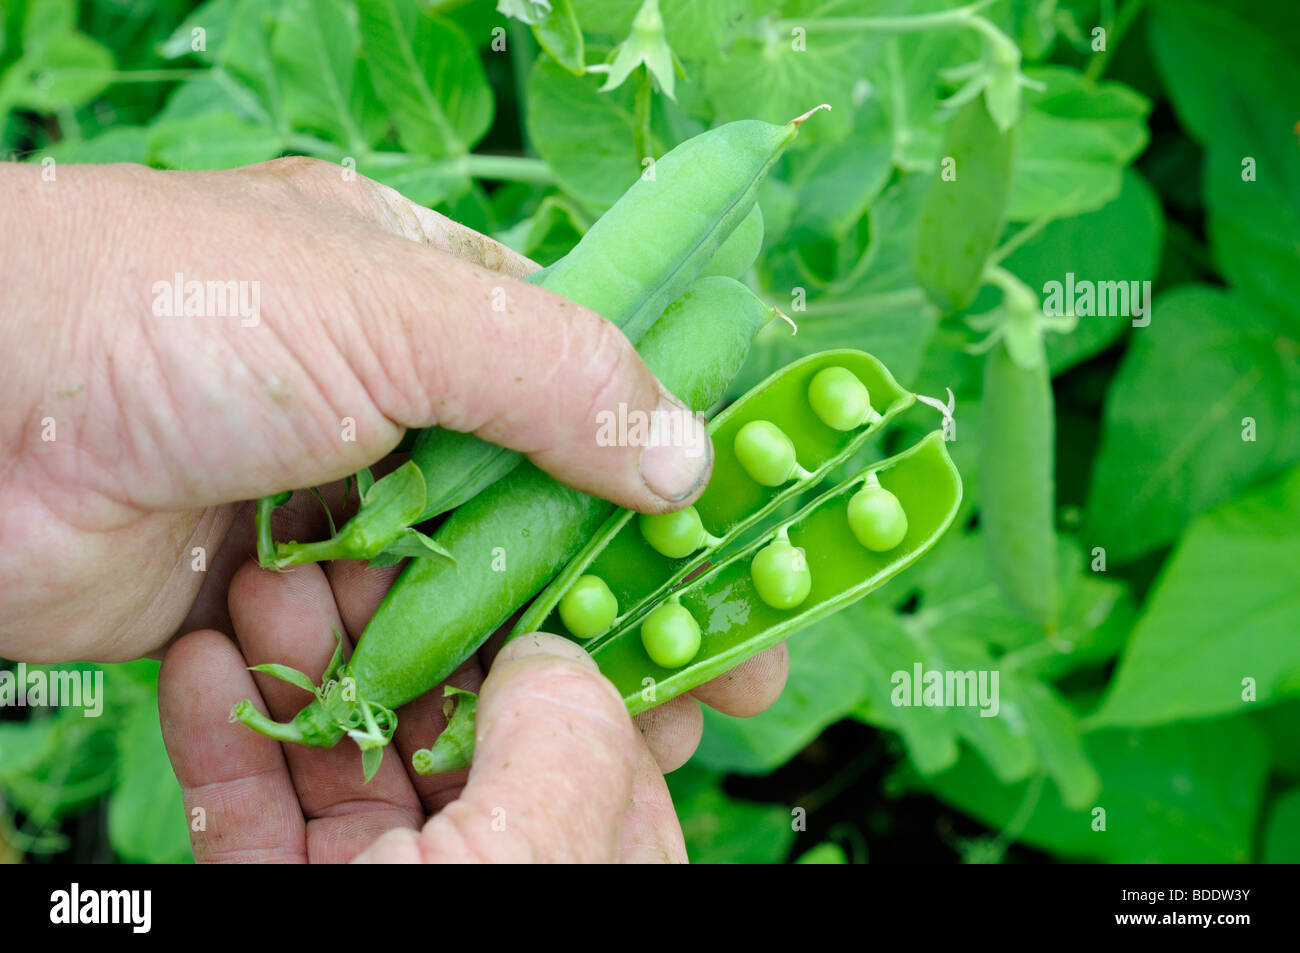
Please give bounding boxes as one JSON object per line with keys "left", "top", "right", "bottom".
{"left": 419, "top": 633, "right": 638, "bottom": 863}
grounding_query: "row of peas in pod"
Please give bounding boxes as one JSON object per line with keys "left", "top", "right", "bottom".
{"left": 511, "top": 353, "right": 963, "bottom": 711}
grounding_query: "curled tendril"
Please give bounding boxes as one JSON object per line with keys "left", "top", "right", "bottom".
{"left": 915, "top": 388, "right": 957, "bottom": 434}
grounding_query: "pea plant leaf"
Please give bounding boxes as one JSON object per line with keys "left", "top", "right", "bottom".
{"left": 220, "top": 0, "right": 285, "bottom": 132}
{"left": 745, "top": 173, "right": 940, "bottom": 394}
{"left": 1009, "top": 66, "right": 1149, "bottom": 222}
{"left": 692, "top": 607, "right": 882, "bottom": 775}
{"left": 853, "top": 531, "right": 1126, "bottom": 806}
{"left": 148, "top": 111, "right": 285, "bottom": 169}
{"left": 1149, "top": 0, "right": 1300, "bottom": 327}
{"left": 698, "top": 13, "right": 873, "bottom": 142}
{"left": 108, "top": 693, "right": 193, "bottom": 864}
{"left": 531, "top": 0, "right": 585, "bottom": 75}
{"left": 39, "top": 125, "right": 150, "bottom": 163}
{"left": 863, "top": 23, "right": 980, "bottom": 171}
{"left": 526, "top": 55, "right": 641, "bottom": 209}
{"left": 1263, "top": 787, "right": 1300, "bottom": 863}
{"left": 159, "top": 0, "right": 236, "bottom": 62}
{"left": 665, "top": 764, "right": 796, "bottom": 863}
{"left": 783, "top": 98, "right": 893, "bottom": 244}
{"left": 357, "top": 0, "right": 492, "bottom": 157}
{"left": 1088, "top": 465, "right": 1300, "bottom": 728}
{"left": 0, "top": 0, "right": 114, "bottom": 114}
{"left": 1001, "top": 168, "right": 1165, "bottom": 374}
{"left": 1086, "top": 285, "right": 1300, "bottom": 562}
{"left": 921, "top": 715, "right": 1269, "bottom": 863}
{"left": 271, "top": 0, "right": 367, "bottom": 152}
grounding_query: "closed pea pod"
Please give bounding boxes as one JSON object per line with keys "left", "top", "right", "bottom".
{"left": 980, "top": 304, "right": 1059, "bottom": 630}
{"left": 513, "top": 351, "right": 915, "bottom": 642}
{"left": 913, "top": 96, "right": 1016, "bottom": 314}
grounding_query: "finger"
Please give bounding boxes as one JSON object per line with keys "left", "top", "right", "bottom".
{"left": 54, "top": 160, "right": 710, "bottom": 515}
{"left": 420, "top": 633, "right": 637, "bottom": 862}
{"left": 632, "top": 694, "right": 703, "bottom": 773}
{"left": 618, "top": 742, "right": 688, "bottom": 863}
{"left": 227, "top": 560, "right": 423, "bottom": 859}
{"left": 158, "top": 629, "right": 307, "bottom": 863}
{"left": 689, "top": 643, "right": 789, "bottom": 717}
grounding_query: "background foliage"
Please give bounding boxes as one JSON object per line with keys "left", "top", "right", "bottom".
{"left": 1, "top": 0, "right": 1297, "bottom": 864}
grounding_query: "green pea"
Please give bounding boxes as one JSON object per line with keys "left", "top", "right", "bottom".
{"left": 640, "top": 602, "right": 702, "bottom": 668}
{"left": 848, "top": 483, "right": 908, "bottom": 551}
{"left": 808, "top": 366, "right": 873, "bottom": 431}
{"left": 639, "top": 506, "right": 710, "bottom": 559}
{"left": 558, "top": 575, "right": 619, "bottom": 640}
{"left": 734, "top": 420, "right": 801, "bottom": 486}
{"left": 750, "top": 538, "right": 812, "bottom": 610}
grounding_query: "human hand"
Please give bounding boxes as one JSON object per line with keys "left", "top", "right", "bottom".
{"left": 159, "top": 557, "right": 788, "bottom": 862}
{"left": 0, "top": 157, "right": 713, "bottom": 663}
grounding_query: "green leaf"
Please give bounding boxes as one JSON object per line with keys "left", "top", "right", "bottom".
{"left": 149, "top": 111, "right": 284, "bottom": 168}
{"left": 108, "top": 698, "right": 192, "bottom": 863}
{"left": 368, "top": 527, "right": 457, "bottom": 567}
{"left": 1086, "top": 286, "right": 1300, "bottom": 561}
{"left": 247, "top": 663, "right": 318, "bottom": 695}
{"left": 357, "top": 0, "right": 492, "bottom": 156}
{"left": 531, "top": 0, "right": 585, "bottom": 75}
{"left": 1149, "top": 1, "right": 1300, "bottom": 327}
{"left": 795, "top": 842, "right": 848, "bottom": 864}
{"left": 271, "top": 0, "right": 366, "bottom": 150}
{"left": 1, "top": 27, "right": 114, "bottom": 112}
{"left": 526, "top": 55, "right": 639, "bottom": 210}
{"left": 219, "top": 0, "right": 283, "bottom": 128}
{"left": 923, "top": 716, "right": 1268, "bottom": 863}
{"left": 1263, "top": 788, "right": 1300, "bottom": 863}
{"left": 745, "top": 174, "right": 940, "bottom": 393}
{"left": 38, "top": 126, "right": 150, "bottom": 163}
{"left": 1003, "top": 168, "right": 1165, "bottom": 373}
{"left": 1010, "top": 66, "right": 1150, "bottom": 221}
{"left": 160, "top": 0, "right": 237, "bottom": 61}
{"left": 1089, "top": 465, "right": 1300, "bottom": 728}
{"left": 698, "top": 23, "right": 864, "bottom": 142}
{"left": 784, "top": 98, "right": 892, "bottom": 243}
{"left": 359, "top": 153, "right": 467, "bottom": 207}
{"left": 666, "top": 765, "right": 796, "bottom": 864}
{"left": 693, "top": 611, "right": 879, "bottom": 775}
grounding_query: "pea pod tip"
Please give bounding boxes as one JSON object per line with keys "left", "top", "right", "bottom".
{"left": 790, "top": 104, "right": 832, "bottom": 127}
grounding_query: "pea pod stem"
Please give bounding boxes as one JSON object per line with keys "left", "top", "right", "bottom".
{"left": 229, "top": 700, "right": 308, "bottom": 746}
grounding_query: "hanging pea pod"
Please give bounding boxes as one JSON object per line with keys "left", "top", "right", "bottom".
{"left": 233, "top": 276, "right": 778, "bottom": 773}
{"left": 576, "top": 431, "right": 961, "bottom": 714}
{"left": 913, "top": 96, "right": 1016, "bottom": 314}
{"left": 979, "top": 283, "right": 1059, "bottom": 631}
{"left": 256, "top": 110, "right": 827, "bottom": 569}
{"left": 512, "top": 350, "right": 915, "bottom": 641}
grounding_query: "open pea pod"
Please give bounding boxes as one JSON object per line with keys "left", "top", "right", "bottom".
{"left": 513, "top": 349, "right": 915, "bottom": 639}
{"left": 592, "top": 431, "right": 962, "bottom": 714}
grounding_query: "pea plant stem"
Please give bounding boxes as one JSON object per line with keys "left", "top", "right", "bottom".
{"left": 1084, "top": 0, "right": 1147, "bottom": 82}
{"left": 772, "top": 0, "right": 998, "bottom": 36}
